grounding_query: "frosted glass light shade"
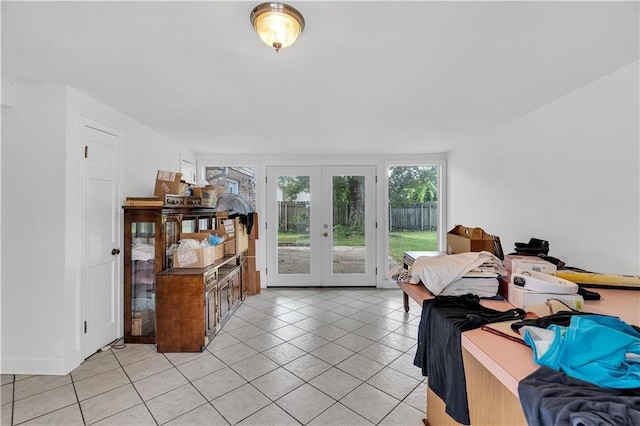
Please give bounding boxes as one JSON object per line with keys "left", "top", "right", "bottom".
{"left": 251, "top": 3, "right": 305, "bottom": 53}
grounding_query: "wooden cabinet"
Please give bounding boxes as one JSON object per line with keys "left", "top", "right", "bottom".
{"left": 155, "top": 261, "right": 243, "bottom": 352}
{"left": 123, "top": 204, "right": 250, "bottom": 351}
{"left": 205, "top": 285, "right": 218, "bottom": 337}
{"left": 123, "top": 205, "right": 216, "bottom": 344}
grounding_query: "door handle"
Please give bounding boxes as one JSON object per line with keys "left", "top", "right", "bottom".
{"left": 111, "top": 248, "right": 121, "bottom": 255}
{"left": 322, "top": 232, "right": 328, "bottom": 237}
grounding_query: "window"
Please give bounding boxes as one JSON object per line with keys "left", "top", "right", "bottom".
{"left": 387, "top": 164, "right": 442, "bottom": 271}
{"left": 226, "top": 179, "right": 239, "bottom": 195}
{"left": 204, "top": 166, "right": 256, "bottom": 208}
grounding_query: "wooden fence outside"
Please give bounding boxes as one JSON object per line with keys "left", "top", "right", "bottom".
{"left": 278, "top": 201, "right": 310, "bottom": 232}
{"left": 389, "top": 202, "right": 438, "bottom": 231}
{"left": 278, "top": 201, "right": 438, "bottom": 232}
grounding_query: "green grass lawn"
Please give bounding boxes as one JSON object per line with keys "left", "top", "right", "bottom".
{"left": 278, "top": 230, "right": 437, "bottom": 264}
{"left": 389, "top": 231, "right": 438, "bottom": 263}
{"left": 278, "top": 232, "right": 363, "bottom": 246}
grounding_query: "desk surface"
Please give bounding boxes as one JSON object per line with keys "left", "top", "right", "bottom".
{"left": 462, "top": 287, "right": 640, "bottom": 396}
{"left": 398, "top": 270, "right": 640, "bottom": 398}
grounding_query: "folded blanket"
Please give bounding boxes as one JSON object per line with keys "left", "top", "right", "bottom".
{"left": 411, "top": 251, "right": 506, "bottom": 295}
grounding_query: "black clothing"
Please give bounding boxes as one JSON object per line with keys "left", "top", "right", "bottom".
{"left": 511, "top": 311, "right": 596, "bottom": 331}
{"left": 229, "top": 212, "right": 256, "bottom": 235}
{"left": 519, "top": 366, "right": 640, "bottom": 426}
{"left": 511, "top": 311, "right": 640, "bottom": 334}
{"left": 413, "top": 294, "right": 525, "bottom": 425}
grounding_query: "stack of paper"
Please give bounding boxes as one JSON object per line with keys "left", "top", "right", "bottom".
{"left": 411, "top": 251, "right": 506, "bottom": 297}
{"left": 439, "top": 259, "right": 502, "bottom": 297}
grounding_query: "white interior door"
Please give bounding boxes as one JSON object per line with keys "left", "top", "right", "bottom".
{"left": 83, "top": 124, "right": 121, "bottom": 357}
{"left": 266, "top": 166, "right": 376, "bottom": 287}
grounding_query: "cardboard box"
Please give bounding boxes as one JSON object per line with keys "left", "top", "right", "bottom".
{"left": 216, "top": 217, "right": 249, "bottom": 254}
{"left": 245, "top": 256, "right": 260, "bottom": 295}
{"left": 173, "top": 232, "right": 224, "bottom": 268}
{"left": 193, "top": 186, "right": 217, "bottom": 207}
{"left": 236, "top": 222, "right": 249, "bottom": 253}
{"left": 247, "top": 256, "right": 256, "bottom": 273}
{"left": 201, "top": 186, "right": 217, "bottom": 207}
{"left": 446, "top": 225, "right": 496, "bottom": 254}
{"left": 154, "top": 170, "right": 185, "bottom": 197}
{"left": 222, "top": 219, "right": 236, "bottom": 237}
{"left": 246, "top": 271, "right": 261, "bottom": 295}
{"left": 131, "top": 310, "right": 154, "bottom": 336}
{"left": 504, "top": 254, "right": 556, "bottom": 275}
{"left": 249, "top": 212, "right": 259, "bottom": 240}
{"left": 507, "top": 283, "right": 583, "bottom": 311}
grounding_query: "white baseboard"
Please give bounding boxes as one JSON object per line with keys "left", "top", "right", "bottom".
{"left": 1, "top": 352, "right": 81, "bottom": 376}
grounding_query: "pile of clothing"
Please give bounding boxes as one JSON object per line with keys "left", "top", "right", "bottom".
{"left": 407, "top": 251, "right": 506, "bottom": 298}
{"left": 515, "top": 312, "right": 640, "bottom": 425}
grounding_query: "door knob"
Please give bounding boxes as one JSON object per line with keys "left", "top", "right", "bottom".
{"left": 112, "top": 248, "right": 121, "bottom": 255}
{"left": 322, "top": 232, "right": 328, "bottom": 237}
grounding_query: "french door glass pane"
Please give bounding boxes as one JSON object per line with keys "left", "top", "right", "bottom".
{"left": 332, "top": 175, "right": 365, "bottom": 274}
{"left": 277, "top": 175, "right": 311, "bottom": 274}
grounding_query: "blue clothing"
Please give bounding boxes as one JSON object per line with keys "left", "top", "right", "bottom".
{"left": 524, "top": 315, "right": 640, "bottom": 389}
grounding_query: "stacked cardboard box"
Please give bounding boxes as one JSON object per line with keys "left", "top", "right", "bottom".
{"left": 131, "top": 310, "right": 154, "bottom": 336}
{"left": 153, "top": 170, "right": 187, "bottom": 197}
{"left": 216, "top": 217, "right": 249, "bottom": 255}
{"left": 173, "top": 232, "right": 224, "bottom": 268}
{"left": 446, "top": 225, "right": 496, "bottom": 254}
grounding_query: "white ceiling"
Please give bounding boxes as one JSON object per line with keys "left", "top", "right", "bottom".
{"left": 2, "top": 1, "right": 638, "bottom": 155}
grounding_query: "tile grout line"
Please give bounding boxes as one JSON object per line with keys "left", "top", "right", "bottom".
{"left": 7, "top": 289, "right": 423, "bottom": 426}
{"left": 107, "top": 348, "right": 160, "bottom": 426}
{"left": 10, "top": 376, "right": 78, "bottom": 425}
{"left": 10, "top": 375, "right": 15, "bottom": 426}
{"left": 161, "top": 351, "right": 231, "bottom": 425}
{"left": 69, "top": 366, "right": 88, "bottom": 426}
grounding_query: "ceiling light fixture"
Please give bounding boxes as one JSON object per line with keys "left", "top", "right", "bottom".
{"left": 250, "top": 2, "right": 305, "bottom": 53}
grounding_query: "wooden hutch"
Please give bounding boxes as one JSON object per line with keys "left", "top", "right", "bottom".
{"left": 123, "top": 203, "right": 248, "bottom": 351}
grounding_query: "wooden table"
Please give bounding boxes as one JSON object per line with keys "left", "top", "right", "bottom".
{"left": 397, "top": 251, "right": 640, "bottom": 425}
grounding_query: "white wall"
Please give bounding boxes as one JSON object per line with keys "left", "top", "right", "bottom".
{"left": 1, "top": 84, "right": 193, "bottom": 374}
{"left": 1, "top": 85, "right": 69, "bottom": 373}
{"left": 448, "top": 61, "right": 639, "bottom": 275}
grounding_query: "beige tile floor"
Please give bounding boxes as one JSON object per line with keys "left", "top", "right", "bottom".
{"left": 1, "top": 288, "right": 427, "bottom": 425}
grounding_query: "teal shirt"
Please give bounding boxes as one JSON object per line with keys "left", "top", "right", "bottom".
{"left": 524, "top": 314, "right": 640, "bottom": 389}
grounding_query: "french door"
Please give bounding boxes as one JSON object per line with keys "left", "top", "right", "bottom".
{"left": 266, "top": 166, "right": 376, "bottom": 287}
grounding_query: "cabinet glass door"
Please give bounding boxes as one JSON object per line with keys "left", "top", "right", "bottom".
{"left": 130, "top": 221, "right": 156, "bottom": 337}
{"left": 182, "top": 218, "right": 196, "bottom": 233}
{"left": 164, "top": 219, "right": 178, "bottom": 269}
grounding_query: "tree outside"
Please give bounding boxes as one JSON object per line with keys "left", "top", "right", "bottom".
{"left": 388, "top": 166, "right": 440, "bottom": 267}
{"left": 275, "top": 167, "right": 441, "bottom": 272}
